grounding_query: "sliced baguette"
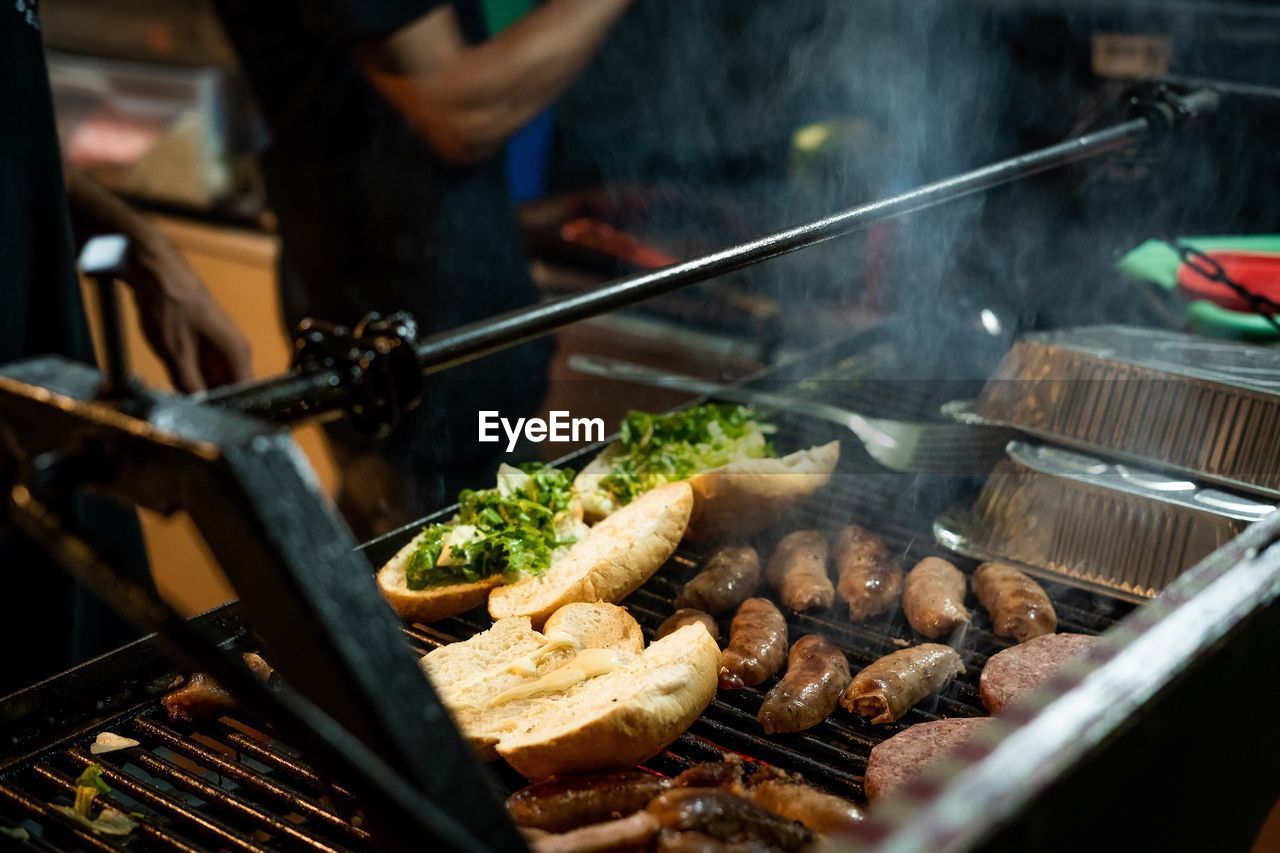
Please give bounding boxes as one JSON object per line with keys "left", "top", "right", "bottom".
{"left": 575, "top": 440, "right": 840, "bottom": 542}
{"left": 422, "top": 608, "right": 720, "bottom": 778}
{"left": 488, "top": 482, "right": 693, "bottom": 626}
{"left": 377, "top": 530, "right": 502, "bottom": 623}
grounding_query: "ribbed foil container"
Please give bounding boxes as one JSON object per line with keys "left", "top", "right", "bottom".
{"left": 953, "top": 325, "right": 1280, "bottom": 499}
{"left": 934, "top": 441, "right": 1275, "bottom": 601}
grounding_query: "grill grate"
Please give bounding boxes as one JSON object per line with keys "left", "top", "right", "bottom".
{"left": 0, "top": 340, "right": 1133, "bottom": 850}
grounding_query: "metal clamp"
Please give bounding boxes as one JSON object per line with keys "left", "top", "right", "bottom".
{"left": 291, "top": 311, "right": 425, "bottom": 437}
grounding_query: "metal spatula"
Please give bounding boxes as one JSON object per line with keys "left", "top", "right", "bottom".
{"left": 568, "top": 354, "right": 1011, "bottom": 474}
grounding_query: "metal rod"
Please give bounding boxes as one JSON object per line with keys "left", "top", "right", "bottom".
{"left": 213, "top": 92, "right": 1217, "bottom": 426}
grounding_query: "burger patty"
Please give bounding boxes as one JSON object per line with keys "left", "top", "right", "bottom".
{"left": 979, "top": 633, "right": 1098, "bottom": 714}
{"left": 864, "top": 717, "right": 992, "bottom": 801}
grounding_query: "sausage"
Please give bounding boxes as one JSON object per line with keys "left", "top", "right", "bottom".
{"left": 655, "top": 829, "right": 772, "bottom": 853}
{"left": 832, "top": 525, "right": 903, "bottom": 621}
{"left": 764, "top": 531, "right": 834, "bottom": 612}
{"left": 648, "top": 788, "right": 812, "bottom": 851}
{"left": 972, "top": 562, "right": 1056, "bottom": 643}
{"left": 677, "top": 545, "right": 761, "bottom": 615}
{"left": 839, "top": 643, "right": 965, "bottom": 724}
{"left": 757, "top": 636, "right": 851, "bottom": 734}
{"left": 672, "top": 755, "right": 747, "bottom": 793}
{"left": 745, "top": 779, "right": 863, "bottom": 834}
{"left": 718, "top": 598, "right": 788, "bottom": 690}
{"left": 530, "top": 812, "right": 660, "bottom": 853}
{"left": 656, "top": 609, "right": 720, "bottom": 643}
{"left": 507, "top": 770, "right": 671, "bottom": 832}
{"left": 902, "top": 558, "right": 970, "bottom": 639}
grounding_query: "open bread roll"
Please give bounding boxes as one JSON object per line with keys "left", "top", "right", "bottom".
{"left": 576, "top": 440, "right": 839, "bottom": 542}
{"left": 377, "top": 532, "right": 503, "bottom": 623}
{"left": 421, "top": 603, "right": 719, "bottom": 778}
{"left": 489, "top": 482, "right": 692, "bottom": 626}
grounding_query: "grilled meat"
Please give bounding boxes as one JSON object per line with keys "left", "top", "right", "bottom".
{"left": 864, "top": 717, "right": 992, "bottom": 800}
{"left": 672, "top": 754, "right": 749, "bottom": 793}
{"left": 718, "top": 598, "right": 788, "bottom": 689}
{"left": 758, "top": 636, "right": 851, "bottom": 734}
{"left": 656, "top": 609, "right": 720, "bottom": 642}
{"left": 745, "top": 779, "right": 863, "bottom": 834}
{"left": 529, "top": 811, "right": 660, "bottom": 853}
{"left": 507, "top": 770, "right": 671, "bottom": 833}
{"left": 161, "top": 653, "right": 273, "bottom": 725}
{"left": 764, "top": 531, "right": 834, "bottom": 613}
{"left": 973, "top": 563, "right": 1056, "bottom": 644}
{"left": 839, "top": 644, "right": 964, "bottom": 724}
{"left": 980, "top": 632, "right": 1097, "bottom": 713}
{"left": 902, "top": 558, "right": 970, "bottom": 639}
{"left": 648, "top": 788, "right": 812, "bottom": 851}
{"left": 833, "top": 525, "right": 902, "bottom": 621}
{"left": 677, "top": 545, "right": 761, "bottom": 615}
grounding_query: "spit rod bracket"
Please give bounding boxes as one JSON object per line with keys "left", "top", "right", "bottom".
{"left": 1129, "top": 84, "right": 1221, "bottom": 138}
{"left": 291, "top": 311, "right": 424, "bottom": 437}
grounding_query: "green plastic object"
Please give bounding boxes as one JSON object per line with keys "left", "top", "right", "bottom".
{"left": 1118, "top": 235, "right": 1280, "bottom": 341}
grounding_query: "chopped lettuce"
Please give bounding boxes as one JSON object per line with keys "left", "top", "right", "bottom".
{"left": 404, "top": 463, "right": 578, "bottom": 590}
{"left": 598, "top": 403, "right": 776, "bottom": 505}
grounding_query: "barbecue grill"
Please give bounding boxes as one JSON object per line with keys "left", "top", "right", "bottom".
{"left": 2, "top": 83, "right": 1278, "bottom": 851}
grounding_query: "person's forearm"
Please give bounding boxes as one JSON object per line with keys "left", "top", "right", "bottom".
{"left": 364, "top": 0, "right": 632, "bottom": 163}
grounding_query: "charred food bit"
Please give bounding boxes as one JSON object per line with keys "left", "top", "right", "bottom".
{"left": 648, "top": 788, "right": 812, "bottom": 851}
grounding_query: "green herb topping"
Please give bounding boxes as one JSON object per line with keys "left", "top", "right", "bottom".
{"left": 598, "top": 403, "right": 776, "bottom": 504}
{"left": 404, "top": 463, "right": 579, "bottom": 591}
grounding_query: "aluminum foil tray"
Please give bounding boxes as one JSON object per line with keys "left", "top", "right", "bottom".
{"left": 946, "top": 325, "right": 1280, "bottom": 499}
{"left": 934, "top": 440, "right": 1275, "bottom": 601}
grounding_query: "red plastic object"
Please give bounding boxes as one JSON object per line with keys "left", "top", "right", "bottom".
{"left": 1176, "top": 250, "right": 1280, "bottom": 311}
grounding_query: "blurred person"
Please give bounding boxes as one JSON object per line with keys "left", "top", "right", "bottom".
{"left": 213, "top": 0, "right": 634, "bottom": 538}
{"left": 1, "top": 2, "right": 251, "bottom": 693}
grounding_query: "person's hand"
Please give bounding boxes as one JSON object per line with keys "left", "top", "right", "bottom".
{"left": 124, "top": 239, "right": 252, "bottom": 393}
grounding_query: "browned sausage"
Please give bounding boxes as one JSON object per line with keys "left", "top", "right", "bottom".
{"left": 764, "top": 531, "right": 834, "bottom": 612}
{"left": 507, "top": 770, "right": 671, "bottom": 832}
{"left": 672, "top": 755, "right": 747, "bottom": 793}
{"left": 972, "top": 562, "right": 1056, "bottom": 643}
{"left": 902, "top": 558, "right": 970, "bottom": 639}
{"left": 656, "top": 609, "right": 720, "bottom": 642}
{"left": 530, "top": 812, "right": 661, "bottom": 853}
{"left": 757, "top": 636, "right": 851, "bottom": 734}
{"left": 719, "top": 598, "right": 788, "bottom": 690}
{"left": 677, "top": 544, "right": 761, "bottom": 615}
{"left": 648, "top": 788, "right": 812, "bottom": 851}
{"left": 839, "top": 643, "right": 964, "bottom": 724}
{"left": 832, "top": 525, "right": 903, "bottom": 621}
{"left": 745, "top": 779, "right": 863, "bottom": 834}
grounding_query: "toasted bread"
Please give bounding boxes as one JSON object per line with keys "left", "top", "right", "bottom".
{"left": 575, "top": 441, "right": 840, "bottom": 542}
{"left": 422, "top": 604, "right": 719, "bottom": 778}
{"left": 488, "top": 482, "right": 693, "bottom": 626}
{"left": 376, "top": 530, "right": 503, "bottom": 623}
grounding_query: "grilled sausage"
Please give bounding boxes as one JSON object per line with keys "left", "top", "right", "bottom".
{"left": 507, "top": 770, "right": 671, "bottom": 832}
{"left": 719, "top": 598, "right": 788, "bottom": 690}
{"left": 672, "top": 755, "right": 748, "bottom": 793}
{"left": 530, "top": 811, "right": 660, "bottom": 853}
{"left": 833, "top": 525, "right": 903, "bottom": 621}
{"left": 656, "top": 609, "right": 720, "bottom": 642}
{"left": 972, "top": 562, "right": 1056, "bottom": 644}
{"left": 902, "top": 558, "right": 970, "bottom": 639}
{"left": 839, "top": 643, "right": 965, "bottom": 724}
{"left": 757, "top": 636, "right": 851, "bottom": 734}
{"left": 746, "top": 779, "right": 864, "bottom": 834}
{"left": 648, "top": 788, "right": 812, "bottom": 851}
{"left": 677, "top": 544, "right": 761, "bottom": 615}
{"left": 654, "top": 829, "right": 769, "bottom": 853}
{"left": 764, "top": 531, "right": 834, "bottom": 612}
